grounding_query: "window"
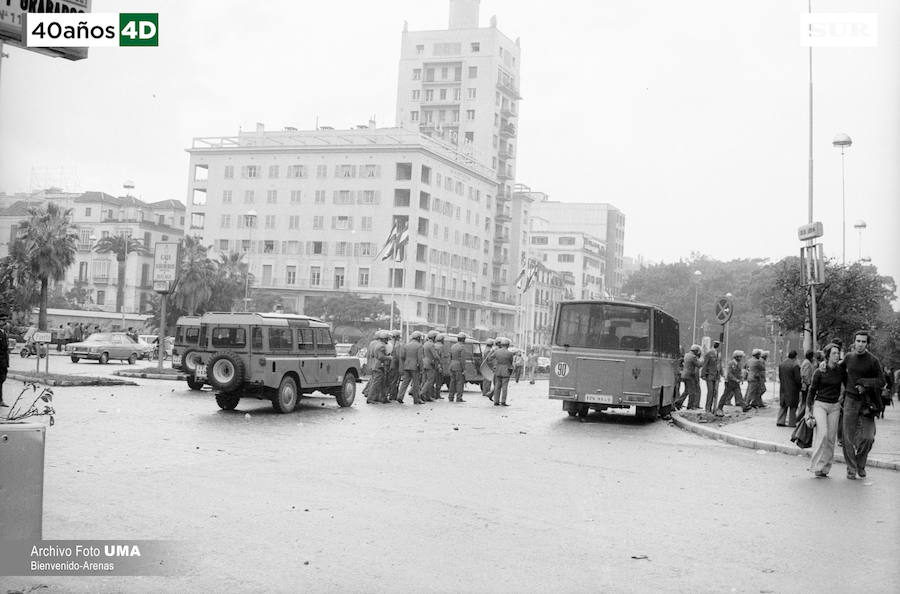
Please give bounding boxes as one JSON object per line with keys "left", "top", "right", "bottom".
{"left": 364, "top": 164, "right": 380, "bottom": 178}
{"left": 314, "top": 328, "right": 334, "bottom": 352}
{"left": 358, "top": 268, "right": 370, "bottom": 287}
{"left": 471, "top": 42, "right": 480, "bottom": 52}
{"left": 287, "top": 164, "right": 306, "bottom": 178}
{"left": 464, "top": 131, "right": 474, "bottom": 143}
{"left": 333, "top": 215, "right": 351, "bottom": 230}
{"left": 531, "top": 236, "right": 548, "bottom": 245}
{"left": 558, "top": 254, "right": 575, "bottom": 263}
{"left": 425, "top": 68, "right": 434, "bottom": 82}
{"left": 222, "top": 190, "right": 232, "bottom": 204}
{"left": 339, "top": 164, "right": 355, "bottom": 178}
{"left": 468, "top": 66, "right": 477, "bottom": 78}
{"left": 220, "top": 214, "right": 231, "bottom": 228}
{"left": 396, "top": 162, "right": 412, "bottom": 180}
{"left": 316, "top": 164, "right": 328, "bottom": 178}
{"left": 439, "top": 89, "right": 447, "bottom": 101}
{"left": 244, "top": 190, "right": 255, "bottom": 204}
{"left": 219, "top": 239, "right": 229, "bottom": 251}
{"left": 416, "top": 244, "right": 427, "bottom": 263}
{"left": 309, "top": 267, "right": 321, "bottom": 286}
{"left": 224, "top": 165, "right": 234, "bottom": 179}
{"left": 192, "top": 189, "right": 207, "bottom": 205}
{"left": 415, "top": 43, "right": 424, "bottom": 54}
{"left": 268, "top": 165, "right": 279, "bottom": 178}
{"left": 411, "top": 90, "right": 420, "bottom": 100}
{"left": 559, "top": 236, "right": 576, "bottom": 245}
{"left": 313, "top": 216, "right": 324, "bottom": 229}
{"left": 335, "top": 190, "right": 353, "bottom": 205}
{"left": 419, "top": 191, "right": 430, "bottom": 209}
{"left": 410, "top": 111, "right": 419, "bottom": 122}
{"left": 412, "top": 68, "right": 421, "bottom": 80}
{"left": 415, "top": 270, "right": 426, "bottom": 290}
{"left": 360, "top": 190, "right": 377, "bottom": 205}
{"left": 290, "top": 190, "right": 301, "bottom": 203}
{"left": 311, "top": 241, "right": 325, "bottom": 255}
{"left": 267, "top": 190, "right": 277, "bottom": 204}
{"left": 315, "top": 190, "right": 326, "bottom": 203}
{"left": 286, "top": 266, "right": 296, "bottom": 285}
{"left": 297, "top": 328, "right": 315, "bottom": 352}
{"left": 335, "top": 241, "right": 349, "bottom": 256}
{"left": 212, "top": 327, "right": 246, "bottom": 349}
{"left": 334, "top": 267, "right": 345, "bottom": 289}
{"left": 269, "top": 328, "right": 292, "bottom": 350}
{"left": 421, "top": 165, "right": 431, "bottom": 184}
{"left": 242, "top": 165, "right": 259, "bottom": 178}
{"left": 96, "top": 290, "right": 105, "bottom": 306}
{"left": 453, "top": 88, "right": 461, "bottom": 101}
{"left": 394, "top": 189, "right": 411, "bottom": 207}
{"left": 466, "top": 109, "right": 475, "bottom": 121}
{"left": 190, "top": 213, "right": 205, "bottom": 229}
{"left": 361, "top": 216, "right": 373, "bottom": 231}
{"left": 84, "top": 207, "right": 92, "bottom": 217}
{"left": 417, "top": 218, "right": 429, "bottom": 236}
{"left": 424, "top": 89, "right": 434, "bottom": 101}
{"left": 265, "top": 215, "right": 276, "bottom": 229}
{"left": 194, "top": 164, "right": 209, "bottom": 181}
{"left": 467, "top": 88, "right": 476, "bottom": 99}
{"left": 288, "top": 215, "right": 299, "bottom": 230}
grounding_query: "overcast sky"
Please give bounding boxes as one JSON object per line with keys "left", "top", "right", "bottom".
{"left": 1, "top": 0, "right": 897, "bottom": 305}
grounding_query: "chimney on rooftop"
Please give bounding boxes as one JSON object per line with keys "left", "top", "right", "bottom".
{"left": 255, "top": 122, "right": 265, "bottom": 134}
{"left": 449, "top": 0, "right": 479, "bottom": 29}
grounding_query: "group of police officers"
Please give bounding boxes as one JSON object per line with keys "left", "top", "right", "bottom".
{"left": 362, "top": 330, "right": 516, "bottom": 407}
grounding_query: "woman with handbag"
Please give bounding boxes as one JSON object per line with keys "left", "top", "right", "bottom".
{"left": 807, "top": 344, "right": 846, "bottom": 477}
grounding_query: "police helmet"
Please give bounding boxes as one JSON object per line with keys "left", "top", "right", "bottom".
{"left": 391, "top": 330, "right": 402, "bottom": 339}
{"left": 690, "top": 344, "right": 701, "bottom": 354}
{"left": 410, "top": 331, "right": 423, "bottom": 341}
{"left": 733, "top": 350, "right": 745, "bottom": 359}
{"left": 751, "top": 348, "right": 762, "bottom": 357}
{"left": 436, "top": 333, "right": 446, "bottom": 343}
{"left": 485, "top": 338, "right": 495, "bottom": 346}
{"left": 376, "top": 330, "right": 389, "bottom": 341}
{"left": 498, "top": 337, "right": 511, "bottom": 347}
{"left": 457, "top": 332, "right": 467, "bottom": 341}
{"left": 426, "top": 330, "right": 438, "bottom": 340}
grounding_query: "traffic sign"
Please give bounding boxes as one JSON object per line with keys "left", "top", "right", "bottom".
{"left": 153, "top": 242, "right": 180, "bottom": 283}
{"left": 153, "top": 280, "right": 171, "bottom": 293}
{"left": 714, "top": 297, "right": 734, "bottom": 324}
{"left": 32, "top": 332, "right": 52, "bottom": 343}
{"left": 798, "top": 221, "right": 824, "bottom": 241}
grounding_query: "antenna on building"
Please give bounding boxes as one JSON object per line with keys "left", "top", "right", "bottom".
{"left": 123, "top": 180, "right": 135, "bottom": 197}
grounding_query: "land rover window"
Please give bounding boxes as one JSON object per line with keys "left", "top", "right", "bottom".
{"left": 211, "top": 327, "right": 246, "bottom": 349}
{"left": 314, "top": 328, "right": 334, "bottom": 352}
{"left": 251, "top": 326, "right": 263, "bottom": 350}
{"left": 297, "top": 329, "right": 315, "bottom": 353}
{"left": 269, "top": 328, "right": 292, "bottom": 351}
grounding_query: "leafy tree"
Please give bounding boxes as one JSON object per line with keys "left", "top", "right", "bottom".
{"left": 172, "top": 236, "right": 215, "bottom": 315}
{"left": 207, "top": 251, "right": 250, "bottom": 312}
{"left": 93, "top": 233, "right": 151, "bottom": 313}
{"left": 872, "top": 312, "right": 900, "bottom": 370}
{"left": 16, "top": 202, "right": 79, "bottom": 330}
{"left": 760, "top": 257, "right": 896, "bottom": 348}
{"left": 0, "top": 238, "right": 40, "bottom": 323}
{"left": 304, "top": 293, "right": 390, "bottom": 326}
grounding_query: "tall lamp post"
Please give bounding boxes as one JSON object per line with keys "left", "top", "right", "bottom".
{"left": 832, "top": 132, "right": 852, "bottom": 264}
{"left": 244, "top": 209, "right": 257, "bottom": 311}
{"left": 691, "top": 270, "right": 702, "bottom": 345}
{"left": 853, "top": 219, "right": 866, "bottom": 262}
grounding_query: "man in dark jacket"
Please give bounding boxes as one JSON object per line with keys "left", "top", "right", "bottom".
{"left": 701, "top": 341, "right": 721, "bottom": 413}
{"left": 421, "top": 331, "right": 440, "bottom": 402}
{"left": 449, "top": 333, "right": 467, "bottom": 402}
{"left": 776, "top": 350, "right": 803, "bottom": 427}
{"left": 397, "top": 331, "right": 424, "bottom": 404}
{"left": 682, "top": 345, "right": 702, "bottom": 409}
{"left": 0, "top": 311, "right": 9, "bottom": 408}
{"left": 839, "top": 330, "right": 885, "bottom": 479}
{"left": 487, "top": 337, "right": 515, "bottom": 406}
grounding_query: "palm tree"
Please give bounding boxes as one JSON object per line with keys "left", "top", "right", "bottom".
{"left": 173, "top": 236, "right": 215, "bottom": 315}
{"left": 211, "top": 251, "right": 251, "bottom": 311}
{"left": 0, "top": 238, "right": 41, "bottom": 324}
{"left": 93, "top": 233, "right": 150, "bottom": 313}
{"left": 16, "top": 202, "right": 79, "bottom": 330}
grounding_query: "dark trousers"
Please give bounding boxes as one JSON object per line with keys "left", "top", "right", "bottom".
{"left": 704, "top": 378, "right": 719, "bottom": 412}
{"left": 745, "top": 381, "right": 765, "bottom": 408}
{"left": 365, "top": 368, "right": 385, "bottom": 403}
{"left": 777, "top": 390, "right": 800, "bottom": 426}
{"left": 421, "top": 368, "right": 437, "bottom": 401}
{"left": 717, "top": 380, "right": 745, "bottom": 410}
{"left": 450, "top": 370, "right": 465, "bottom": 400}
{"left": 841, "top": 396, "right": 876, "bottom": 475}
{"left": 798, "top": 387, "right": 808, "bottom": 419}
{"left": 398, "top": 370, "right": 421, "bottom": 403}
{"left": 493, "top": 375, "right": 510, "bottom": 403}
{"left": 482, "top": 378, "right": 493, "bottom": 398}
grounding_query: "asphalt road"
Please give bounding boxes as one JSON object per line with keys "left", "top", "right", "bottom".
{"left": 4, "top": 368, "right": 899, "bottom": 593}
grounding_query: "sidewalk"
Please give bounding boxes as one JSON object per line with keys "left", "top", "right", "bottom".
{"left": 673, "top": 382, "right": 900, "bottom": 471}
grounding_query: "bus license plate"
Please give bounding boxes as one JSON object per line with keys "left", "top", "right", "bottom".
{"left": 585, "top": 393, "right": 614, "bottom": 404}
{"left": 195, "top": 364, "right": 207, "bottom": 380}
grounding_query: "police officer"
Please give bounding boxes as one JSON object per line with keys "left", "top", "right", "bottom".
{"left": 481, "top": 338, "right": 496, "bottom": 399}
{"left": 365, "top": 331, "right": 391, "bottom": 404}
{"left": 362, "top": 331, "right": 384, "bottom": 400}
{"left": 386, "top": 329, "right": 402, "bottom": 401}
{"left": 490, "top": 337, "right": 515, "bottom": 406}
{"left": 436, "top": 333, "right": 451, "bottom": 397}
{"left": 398, "top": 331, "right": 424, "bottom": 404}
{"left": 449, "top": 333, "right": 467, "bottom": 402}
{"left": 421, "top": 330, "right": 440, "bottom": 402}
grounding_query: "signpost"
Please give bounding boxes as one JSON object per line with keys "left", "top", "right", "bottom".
{"left": 714, "top": 296, "right": 734, "bottom": 366}
{"left": 153, "top": 242, "right": 180, "bottom": 370}
{"left": 798, "top": 222, "right": 824, "bottom": 352}
{"left": 31, "top": 332, "right": 51, "bottom": 374}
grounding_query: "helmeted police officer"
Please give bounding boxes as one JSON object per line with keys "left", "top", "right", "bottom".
{"left": 398, "top": 331, "right": 424, "bottom": 404}
{"left": 436, "top": 333, "right": 451, "bottom": 397}
{"left": 365, "top": 331, "right": 391, "bottom": 404}
{"left": 490, "top": 337, "right": 515, "bottom": 406}
{"left": 421, "top": 330, "right": 440, "bottom": 402}
{"left": 449, "top": 333, "right": 467, "bottom": 402}
{"left": 482, "top": 338, "right": 496, "bottom": 398}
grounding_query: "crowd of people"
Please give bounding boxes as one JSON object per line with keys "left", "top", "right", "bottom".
{"left": 675, "top": 330, "right": 895, "bottom": 480}
{"left": 361, "top": 330, "right": 531, "bottom": 407}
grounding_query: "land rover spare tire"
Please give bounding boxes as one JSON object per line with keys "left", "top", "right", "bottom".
{"left": 207, "top": 351, "right": 245, "bottom": 393}
{"left": 181, "top": 348, "right": 201, "bottom": 373}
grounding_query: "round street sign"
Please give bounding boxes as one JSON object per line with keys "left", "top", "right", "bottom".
{"left": 714, "top": 297, "right": 734, "bottom": 324}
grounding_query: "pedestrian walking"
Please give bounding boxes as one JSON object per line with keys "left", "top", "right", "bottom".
{"left": 715, "top": 350, "right": 746, "bottom": 415}
{"left": 487, "top": 337, "right": 514, "bottom": 406}
{"left": 806, "top": 344, "right": 846, "bottom": 477}
{"left": 512, "top": 350, "right": 525, "bottom": 383}
{"left": 0, "top": 311, "right": 9, "bottom": 409}
{"left": 64, "top": 322, "right": 74, "bottom": 348}
{"left": 448, "top": 333, "right": 467, "bottom": 402}
{"left": 798, "top": 350, "right": 815, "bottom": 420}
{"left": 776, "top": 350, "right": 802, "bottom": 427}
{"left": 73, "top": 322, "right": 84, "bottom": 343}
{"left": 839, "top": 330, "right": 886, "bottom": 480}
{"left": 526, "top": 349, "right": 537, "bottom": 385}
{"left": 742, "top": 349, "right": 767, "bottom": 410}
{"left": 481, "top": 338, "right": 496, "bottom": 398}
{"left": 397, "top": 331, "right": 424, "bottom": 404}
{"left": 701, "top": 340, "right": 721, "bottom": 413}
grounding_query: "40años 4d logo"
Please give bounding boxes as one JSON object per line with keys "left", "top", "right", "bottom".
{"left": 26, "top": 12, "right": 158, "bottom": 47}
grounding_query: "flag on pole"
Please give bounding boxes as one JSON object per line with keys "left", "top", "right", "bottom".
{"left": 516, "top": 257, "right": 538, "bottom": 293}
{"left": 377, "top": 219, "right": 409, "bottom": 262}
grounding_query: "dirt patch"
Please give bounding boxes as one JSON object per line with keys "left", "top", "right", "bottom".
{"left": 675, "top": 406, "right": 757, "bottom": 427}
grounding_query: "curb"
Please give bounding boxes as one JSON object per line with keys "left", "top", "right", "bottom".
{"left": 672, "top": 413, "right": 900, "bottom": 472}
{"left": 7, "top": 372, "right": 138, "bottom": 387}
{"left": 113, "top": 371, "right": 189, "bottom": 381}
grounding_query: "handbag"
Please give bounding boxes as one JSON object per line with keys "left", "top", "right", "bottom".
{"left": 790, "top": 416, "right": 814, "bottom": 449}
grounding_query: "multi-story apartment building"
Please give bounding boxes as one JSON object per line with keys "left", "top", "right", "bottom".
{"left": 184, "top": 124, "right": 516, "bottom": 336}
{"left": 528, "top": 218, "right": 607, "bottom": 300}
{"left": 530, "top": 196, "right": 625, "bottom": 296}
{"left": 397, "top": 0, "right": 522, "bottom": 303}
{"left": 0, "top": 190, "right": 185, "bottom": 312}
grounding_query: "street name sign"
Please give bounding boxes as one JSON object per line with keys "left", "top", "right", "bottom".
{"left": 32, "top": 332, "right": 52, "bottom": 343}
{"left": 798, "top": 221, "right": 824, "bottom": 241}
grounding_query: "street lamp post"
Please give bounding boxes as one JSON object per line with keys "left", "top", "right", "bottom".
{"left": 244, "top": 209, "right": 257, "bottom": 311}
{"left": 832, "top": 132, "right": 852, "bottom": 265}
{"left": 691, "top": 270, "right": 702, "bottom": 345}
{"left": 853, "top": 219, "right": 867, "bottom": 262}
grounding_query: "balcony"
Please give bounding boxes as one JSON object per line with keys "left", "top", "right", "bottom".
{"left": 495, "top": 208, "right": 511, "bottom": 222}
{"left": 498, "top": 147, "right": 515, "bottom": 160}
{"left": 494, "top": 233, "right": 509, "bottom": 244}
{"left": 499, "top": 123, "right": 517, "bottom": 138}
{"left": 496, "top": 79, "right": 522, "bottom": 100}
{"left": 497, "top": 169, "right": 514, "bottom": 181}
{"left": 500, "top": 104, "right": 517, "bottom": 118}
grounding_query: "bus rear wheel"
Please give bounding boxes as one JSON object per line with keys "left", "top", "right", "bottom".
{"left": 636, "top": 405, "right": 659, "bottom": 421}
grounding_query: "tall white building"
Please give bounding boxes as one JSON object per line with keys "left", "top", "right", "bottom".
{"left": 184, "top": 124, "right": 516, "bottom": 335}
{"left": 396, "top": 0, "right": 522, "bottom": 303}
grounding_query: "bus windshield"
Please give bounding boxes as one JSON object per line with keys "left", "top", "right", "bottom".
{"left": 553, "top": 302, "right": 650, "bottom": 351}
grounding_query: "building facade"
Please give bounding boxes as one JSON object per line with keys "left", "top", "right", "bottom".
{"left": 527, "top": 222, "right": 607, "bottom": 301}
{"left": 396, "top": 0, "right": 523, "bottom": 305}
{"left": 184, "top": 124, "right": 516, "bottom": 336}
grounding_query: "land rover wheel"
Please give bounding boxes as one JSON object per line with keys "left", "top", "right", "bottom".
{"left": 273, "top": 375, "right": 298, "bottom": 413}
{"left": 207, "top": 351, "right": 245, "bottom": 393}
{"left": 99, "top": 352, "right": 109, "bottom": 364}
{"left": 186, "top": 375, "right": 205, "bottom": 391}
{"left": 182, "top": 348, "right": 201, "bottom": 374}
{"left": 335, "top": 372, "right": 356, "bottom": 407}
{"left": 215, "top": 392, "right": 240, "bottom": 410}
